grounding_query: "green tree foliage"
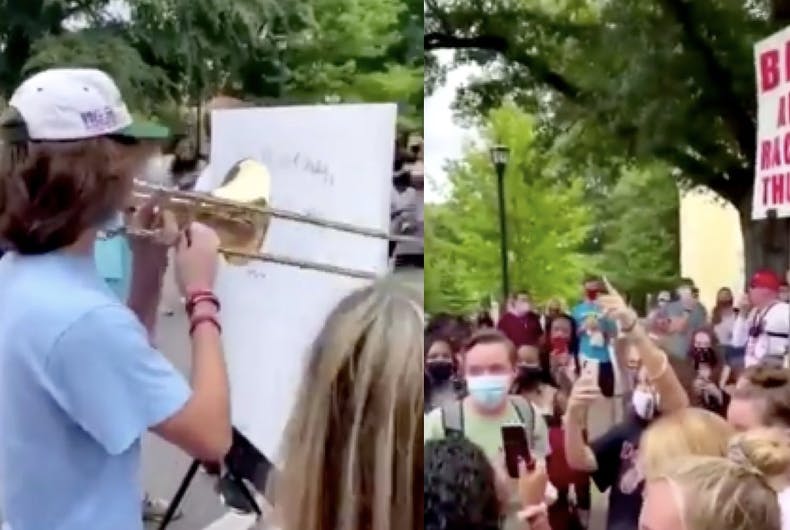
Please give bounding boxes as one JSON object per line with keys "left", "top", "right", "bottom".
{"left": 599, "top": 165, "right": 681, "bottom": 297}
{"left": 0, "top": 0, "right": 423, "bottom": 127}
{"left": 425, "top": 104, "right": 592, "bottom": 313}
{"left": 425, "top": 0, "right": 788, "bottom": 274}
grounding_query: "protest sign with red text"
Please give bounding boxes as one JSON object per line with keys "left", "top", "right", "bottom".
{"left": 754, "top": 27, "right": 790, "bottom": 219}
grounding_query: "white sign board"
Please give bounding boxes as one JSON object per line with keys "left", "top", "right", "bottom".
{"left": 208, "top": 104, "right": 396, "bottom": 460}
{"left": 754, "top": 27, "right": 790, "bottom": 219}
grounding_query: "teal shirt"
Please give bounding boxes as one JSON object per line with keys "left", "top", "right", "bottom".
{"left": 93, "top": 237, "right": 132, "bottom": 301}
{"left": 572, "top": 300, "right": 616, "bottom": 362}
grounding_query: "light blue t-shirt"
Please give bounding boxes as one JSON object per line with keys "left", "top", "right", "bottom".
{"left": 0, "top": 251, "right": 191, "bottom": 530}
{"left": 571, "top": 300, "right": 616, "bottom": 363}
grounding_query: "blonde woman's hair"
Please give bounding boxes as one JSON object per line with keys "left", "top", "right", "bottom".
{"left": 276, "top": 280, "right": 424, "bottom": 530}
{"left": 656, "top": 432, "right": 788, "bottom": 530}
{"left": 640, "top": 407, "right": 734, "bottom": 480}
{"left": 731, "top": 427, "right": 790, "bottom": 491}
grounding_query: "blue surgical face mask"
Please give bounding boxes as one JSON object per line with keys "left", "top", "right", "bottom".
{"left": 466, "top": 373, "right": 511, "bottom": 410}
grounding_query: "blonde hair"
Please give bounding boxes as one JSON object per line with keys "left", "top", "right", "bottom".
{"left": 655, "top": 430, "right": 790, "bottom": 530}
{"left": 640, "top": 408, "right": 734, "bottom": 480}
{"left": 276, "top": 280, "right": 424, "bottom": 530}
{"left": 731, "top": 427, "right": 790, "bottom": 490}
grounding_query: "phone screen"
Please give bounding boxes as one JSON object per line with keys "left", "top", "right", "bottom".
{"left": 502, "top": 424, "right": 532, "bottom": 478}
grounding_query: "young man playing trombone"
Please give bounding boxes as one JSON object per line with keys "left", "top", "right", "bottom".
{"left": 0, "top": 68, "right": 231, "bottom": 530}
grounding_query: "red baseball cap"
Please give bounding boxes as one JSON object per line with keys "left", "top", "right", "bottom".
{"left": 749, "top": 269, "right": 782, "bottom": 291}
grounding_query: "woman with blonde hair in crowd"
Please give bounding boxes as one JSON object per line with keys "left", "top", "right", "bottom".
{"left": 261, "top": 280, "right": 424, "bottom": 530}
{"left": 735, "top": 427, "right": 790, "bottom": 528}
{"left": 639, "top": 407, "right": 734, "bottom": 480}
{"left": 640, "top": 428, "right": 790, "bottom": 530}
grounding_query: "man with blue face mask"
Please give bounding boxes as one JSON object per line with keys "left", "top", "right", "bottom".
{"left": 424, "top": 329, "right": 550, "bottom": 530}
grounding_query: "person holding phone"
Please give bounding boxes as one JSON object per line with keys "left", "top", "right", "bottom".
{"left": 665, "top": 278, "right": 708, "bottom": 360}
{"left": 571, "top": 276, "right": 616, "bottom": 398}
{"left": 423, "top": 329, "right": 550, "bottom": 530}
{"left": 563, "top": 279, "right": 689, "bottom": 530}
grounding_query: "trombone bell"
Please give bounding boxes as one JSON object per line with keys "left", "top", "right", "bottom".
{"left": 134, "top": 158, "right": 272, "bottom": 265}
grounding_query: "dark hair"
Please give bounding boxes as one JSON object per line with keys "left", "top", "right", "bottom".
{"left": 425, "top": 313, "right": 472, "bottom": 352}
{"left": 424, "top": 437, "right": 501, "bottom": 530}
{"left": 712, "top": 287, "right": 735, "bottom": 325}
{"left": 475, "top": 312, "right": 495, "bottom": 329}
{"left": 0, "top": 138, "right": 152, "bottom": 254}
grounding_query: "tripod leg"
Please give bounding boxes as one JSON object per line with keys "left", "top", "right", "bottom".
{"left": 157, "top": 459, "right": 201, "bottom": 530}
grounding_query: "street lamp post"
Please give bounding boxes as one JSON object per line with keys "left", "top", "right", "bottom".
{"left": 490, "top": 145, "right": 511, "bottom": 301}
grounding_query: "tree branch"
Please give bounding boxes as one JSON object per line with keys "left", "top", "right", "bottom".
{"left": 425, "top": 31, "right": 585, "bottom": 102}
{"left": 424, "top": 32, "right": 508, "bottom": 53}
{"left": 658, "top": 0, "right": 756, "bottom": 163}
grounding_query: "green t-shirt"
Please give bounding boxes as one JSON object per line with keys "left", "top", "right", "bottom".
{"left": 424, "top": 398, "right": 551, "bottom": 530}
{"left": 424, "top": 398, "right": 549, "bottom": 459}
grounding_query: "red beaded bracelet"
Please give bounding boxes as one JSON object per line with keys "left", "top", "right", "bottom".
{"left": 186, "top": 290, "right": 220, "bottom": 315}
{"left": 190, "top": 314, "right": 222, "bottom": 336}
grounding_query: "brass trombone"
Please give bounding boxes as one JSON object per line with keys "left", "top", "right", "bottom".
{"left": 128, "top": 158, "right": 421, "bottom": 279}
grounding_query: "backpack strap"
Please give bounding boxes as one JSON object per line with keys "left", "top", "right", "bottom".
{"left": 509, "top": 396, "right": 536, "bottom": 446}
{"left": 441, "top": 400, "right": 465, "bottom": 437}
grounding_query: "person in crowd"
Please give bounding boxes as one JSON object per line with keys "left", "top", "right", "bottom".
{"left": 269, "top": 282, "right": 422, "bottom": 530}
{"left": 93, "top": 219, "right": 180, "bottom": 521}
{"left": 640, "top": 439, "right": 783, "bottom": 530}
{"left": 781, "top": 281, "right": 790, "bottom": 303}
{"left": 564, "top": 279, "right": 689, "bottom": 530}
{"left": 544, "top": 314, "right": 581, "bottom": 391}
{"left": 735, "top": 427, "right": 790, "bottom": 526}
{"left": 476, "top": 310, "right": 496, "bottom": 330}
{"left": 512, "top": 345, "right": 556, "bottom": 415}
{"left": 498, "top": 291, "right": 543, "bottom": 349}
{"left": 426, "top": 332, "right": 463, "bottom": 412}
{"left": 665, "top": 278, "right": 708, "bottom": 359}
{"left": 544, "top": 387, "right": 591, "bottom": 530}
{"left": 639, "top": 407, "right": 733, "bottom": 481}
{"left": 688, "top": 328, "right": 728, "bottom": 415}
{"left": 424, "top": 329, "right": 550, "bottom": 530}
{"left": 655, "top": 290, "right": 671, "bottom": 310}
{"left": 264, "top": 280, "right": 424, "bottom": 530}
{"left": 727, "top": 364, "right": 790, "bottom": 432}
{"left": 541, "top": 297, "right": 563, "bottom": 332}
{"left": 424, "top": 437, "right": 552, "bottom": 530}
{"left": 712, "top": 286, "right": 745, "bottom": 381}
{"left": 571, "top": 276, "right": 617, "bottom": 401}
{"left": 426, "top": 313, "right": 473, "bottom": 359}
{"left": 169, "top": 135, "right": 207, "bottom": 191}
{"left": 732, "top": 269, "right": 790, "bottom": 368}
{"left": 0, "top": 68, "right": 231, "bottom": 530}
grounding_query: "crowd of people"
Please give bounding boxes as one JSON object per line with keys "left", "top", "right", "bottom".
{"left": 424, "top": 272, "right": 790, "bottom": 530}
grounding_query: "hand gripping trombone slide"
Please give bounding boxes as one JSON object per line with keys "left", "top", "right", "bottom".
{"left": 124, "top": 158, "right": 420, "bottom": 279}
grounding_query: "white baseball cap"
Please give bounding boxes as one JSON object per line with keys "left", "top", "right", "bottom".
{"left": 1, "top": 68, "right": 169, "bottom": 141}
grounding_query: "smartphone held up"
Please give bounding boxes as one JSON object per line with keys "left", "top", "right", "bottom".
{"left": 501, "top": 424, "right": 534, "bottom": 479}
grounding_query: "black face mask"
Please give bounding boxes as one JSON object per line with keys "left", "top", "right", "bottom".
{"left": 516, "top": 364, "right": 543, "bottom": 389}
{"left": 692, "top": 347, "right": 715, "bottom": 364}
{"left": 393, "top": 171, "right": 411, "bottom": 189}
{"left": 426, "top": 360, "right": 454, "bottom": 383}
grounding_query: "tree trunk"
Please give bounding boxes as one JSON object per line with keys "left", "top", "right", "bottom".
{"left": 739, "top": 190, "right": 790, "bottom": 283}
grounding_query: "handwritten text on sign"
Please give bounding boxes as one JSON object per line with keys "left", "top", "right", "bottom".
{"left": 754, "top": 27, "right": 790, "bottom": 219}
